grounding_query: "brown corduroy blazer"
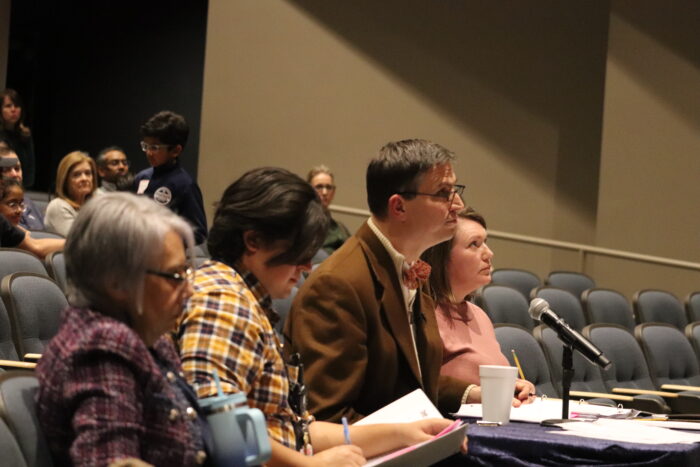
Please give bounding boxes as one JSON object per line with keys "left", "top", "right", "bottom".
{"left": 284, "top": 222, "right": 466, "bottom": 423}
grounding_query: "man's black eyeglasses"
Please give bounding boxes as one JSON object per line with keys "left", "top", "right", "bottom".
{"left": 398, "top": 184, "right": 465, "bottom": 204}
{"left": 146, "top": 267, "right": 194, "bottom": 283}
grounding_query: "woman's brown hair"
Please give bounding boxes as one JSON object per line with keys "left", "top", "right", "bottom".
{"left": 421, "top": 207, "right": 486, "bottom": 306}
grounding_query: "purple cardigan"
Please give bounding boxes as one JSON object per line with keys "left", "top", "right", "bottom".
{"left": 36, "top": 307, "right": 210, "bottom": 466}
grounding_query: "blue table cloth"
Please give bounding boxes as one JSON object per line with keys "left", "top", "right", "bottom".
{"left": 435, "top": 420, "right": 700, "bottom": 466}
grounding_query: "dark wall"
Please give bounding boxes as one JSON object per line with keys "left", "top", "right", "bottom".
{"left": 6, "top": 0, "right": 208, "bottom": 192}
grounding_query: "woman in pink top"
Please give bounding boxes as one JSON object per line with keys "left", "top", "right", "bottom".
{"left": 423, "top": 207, "right": 535, "bottom": 406}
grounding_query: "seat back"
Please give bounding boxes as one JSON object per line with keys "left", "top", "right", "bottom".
{"left": 0, "top": 371, "right": 53, "bottom": 467}
{"left": 533, "top": 325, "right": 608, "bottom": 394}
{"left": 475, "top": 284, "right": 534, "bottom": 330}
{"left": 0, "top": 249, "right": 48, "bottom": 284}
{"left": 490, "top": 268, "right": 540, "bottom": 301}
{"left": 0, "top": 416, "right": 27, "bottom": 467}
{"left": 43, "top": 252, "right": 67, "bottom": 293}
{"left": 272, "top": 287, "right": 299, "bottom": 336}
{"left": 494, "top": 324, "right": 558, "bottom": 398}
{"left": 633, "top": 289, "right": 687, "bottom": 330}
{"left": 531, "top": 286, "right": 587, "bottom": 332}
{"left": 635, "top": 323, "right": 700, "bottom": 388}
{"left": 0, "top": 297, "right": 20, "bottom": 361}
{"left": 685, "top": 322, "right": 700, "bottom": 362}
{"left": 581, "top": 288, "right": 636, "bottom": 331}
{"left": 0, "top": 274, "right": 67, "bottom": 358}
{"left": 27, "top": 232, "right": 63, "bottom": 240}
{"left": 311, "top": 248, "right": 329, "bottom": 265}
{"left": 545, "top": 271, "right": 595, "bottom": 300}
{"left": 686, "top": 292, "right": 700, "bottom": 324}
{"left": 582, "top": 323, "right": 655, "bottom": 392}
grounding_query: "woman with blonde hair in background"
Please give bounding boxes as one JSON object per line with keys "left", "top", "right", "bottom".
{"left": 45, "top": 151, "right": 98, "bottom": 236}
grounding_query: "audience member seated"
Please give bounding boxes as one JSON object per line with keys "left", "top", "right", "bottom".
{"left": 285, "top": 139, "right": 471, "bottom": 422}
{"left": 0, "top": 179, "right": 63, "bottom": 257}
{"left": 36, "top": 193, "right": 214, "bottom": 466}
{"left": 133, "top": 111, "right": 207, "bottom": 244}
{"left": 0, "top": 178, "right": 25, "bottom": 227}
{"left": 96, "top": 145, "right": 134, "bottom": 193}
{"left": 0, "top": 145, "right": 44, "bottom": 229}
{"left": 307, "top": 165, "right": 351, "bottom": 254}
{"left": 179, "top": 167, "right": 454, "bottom": 467}
{"left": 44, "top": 151, "right": 98, "bottom": 236}
{"left": 0, "top": 89, "right": 35, "bottom": 188}
{"left": 422, "top": 207, "right": 535, "bottom": 406}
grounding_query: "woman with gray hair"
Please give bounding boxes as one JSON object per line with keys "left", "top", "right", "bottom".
{"left": 36, "top": 192, "right": 214, "bottom": 466}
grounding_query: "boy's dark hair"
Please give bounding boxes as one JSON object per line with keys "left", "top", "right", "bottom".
{"left": 208, "top": 167, "right": 329, "bottom": 267}
{"left": 139, "top": 111, "right": 189, "bottom": 147}
{"left": 366, "top": 139, "right": 455, "bottom": 219}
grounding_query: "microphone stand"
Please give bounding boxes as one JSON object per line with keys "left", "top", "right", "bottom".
{"left": 561, "top": 344, "right": 574, "bottom": 420}
{"left": 541, "top": 343, "right": 579, "bottom": 426}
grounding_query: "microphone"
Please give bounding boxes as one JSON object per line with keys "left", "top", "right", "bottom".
{"left": 529, "top": 298, "right": 611, "bottom": 370}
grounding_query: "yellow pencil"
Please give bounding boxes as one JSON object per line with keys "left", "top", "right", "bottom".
{"left": 511, "top": 349, "right": 525, "bottom": 380}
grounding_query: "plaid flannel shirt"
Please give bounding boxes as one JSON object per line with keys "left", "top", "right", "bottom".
{"left": 36, "top": 307, "right": 209, "bottom": 466}
{"left": 178, "top": 260, "right": 298, "bottom": 448}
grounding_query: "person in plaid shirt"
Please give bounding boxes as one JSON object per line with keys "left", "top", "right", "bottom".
{"left": 178, "top": 167, "right": 456, "bottom": 467}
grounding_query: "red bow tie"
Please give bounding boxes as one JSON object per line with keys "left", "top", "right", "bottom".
{"left": 402, "top": 260, "right": 432, "bottom": 290}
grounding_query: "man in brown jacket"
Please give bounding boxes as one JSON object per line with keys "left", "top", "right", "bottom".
{"left": 285, "top": 139, "right": 470, "bottom": 423}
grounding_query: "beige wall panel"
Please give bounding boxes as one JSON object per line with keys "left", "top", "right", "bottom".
{"left": 594, "top": 3, "right": 700, "bottom": 298}
{"left": 199, "top": 2, "right": 607, "bottom": 253}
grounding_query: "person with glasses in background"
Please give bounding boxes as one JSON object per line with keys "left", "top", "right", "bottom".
{"left": 307, "top": 165, "right": 351, "bottom": 255}
{"left": 133, "top": 111, "right": 207, "bottom": 244}
{"left": 36, "top": 193, "right": 215, "bottom": 466}
{"left": 96, "top": 146, "right": 134, "bottom": 193}
{"left": 285, "top": 139, "right": 473, "bottom": 423}
{"left": 0, "top": 175, "right": 63, "bottom": 257}
{"left": 0, "top": 144, "right": 44, "bottom": 229}
{"left": 45, "top": 151, "right": 99, "bottom": 236}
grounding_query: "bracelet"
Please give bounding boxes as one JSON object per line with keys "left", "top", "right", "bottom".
{"left": 461, "top": 384, "right": 477, "bottom": 405}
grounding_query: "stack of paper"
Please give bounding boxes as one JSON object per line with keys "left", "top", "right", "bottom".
{"left": 453, "top": 397, "right": 633, "bottom": 423}
{"left": 552, "top": 418, "right": 700, "bottom": 444}
{"left": 354, "top": 389, "right": 466, "bottom": 466}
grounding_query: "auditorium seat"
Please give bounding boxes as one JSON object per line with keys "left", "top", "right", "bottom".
{"left": 686, "top": 291, "right": 700, "bottom": 324}
{"left": 475, "top": 284, "right": 535, "bottom": 330}
{"left": 685, "top": 322, "right": 700, "bottom": 364}
{"left": 494, "top": 324, "right": 558, "bottom": 398}
{"left": 534, "top": 324, "right": 647, "bottom": 410}
{"left": 635, "top": 323, "right": 700, "bottom": 391}
{"left": 0, "top": 371, "right": 53, "bottom": 467}
{"left": 0, "top": 273, "right": 67, "bottom": 359}
{"left": 490, "top": 268, "right": 540, "bottom": 301}
{"left": 0, "top": 416, "right": 27, "bottom": 467}
{"left": 28, "top": 231, "right": 63, "bottom": 240}
{"left": 44, "top": 251, "right": 67, "bottom": 293}
{"left": 633, "top": 289, "right": 687, "bottom": 330}
{"left": 583, "top": 324, "right": 688, "bottom": 413}
{"left": 272, "top": 287, "right": 298, "bottom": 337}
{"left": 545, "top": 271, "right": 595, "bottom": 300}
{"left": 581, "top": 288, "right": 636, "bottom": 331}
{"left": 531, "top": 286, "right": 587, "bottom": 331}
{"left": 0, "top": 249, "right": 48, "bottom": 283}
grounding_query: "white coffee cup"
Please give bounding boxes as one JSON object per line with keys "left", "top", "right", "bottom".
{"left": 479, "top": 365, "right": 518, "bottom": 425}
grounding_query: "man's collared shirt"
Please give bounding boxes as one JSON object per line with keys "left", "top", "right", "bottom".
{"left": 367, "top": 217, "right": 422, "bottom": 378}
{"left": 178, "top": 259, "right": 298, "bottom": 448}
